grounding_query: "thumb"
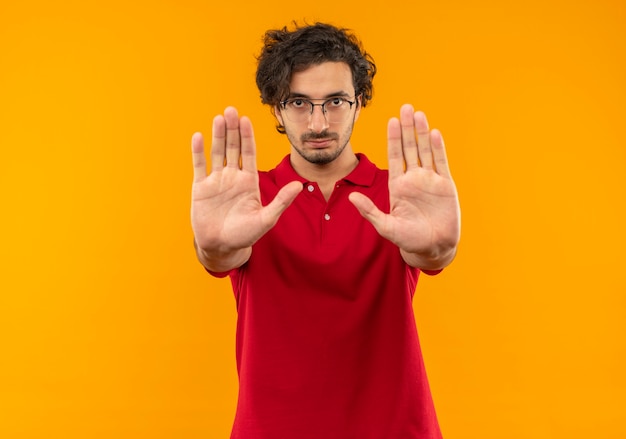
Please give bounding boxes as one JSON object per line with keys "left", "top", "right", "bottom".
{"left": 348, "top": 191, "right": 387, "bottom": 233}
{"left": 261, "top": 181, "right": 303, "bottom": 227}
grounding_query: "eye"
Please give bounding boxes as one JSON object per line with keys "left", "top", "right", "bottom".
{"left": 289, "top": 99, "right": 307, "bottom": 108}
{"left": 327, "top": 97, "right": 345, "bottom": 107}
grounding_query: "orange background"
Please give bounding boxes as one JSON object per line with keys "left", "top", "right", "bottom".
{"left": 1, "top": 0, "right": 625, "bottom": 438}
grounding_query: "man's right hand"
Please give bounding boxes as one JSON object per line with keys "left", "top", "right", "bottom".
{"left": 190, "top": 107, "right": 302, "bottom": 272}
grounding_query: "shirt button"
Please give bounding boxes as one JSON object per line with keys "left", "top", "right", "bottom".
{"left": 324, "top": 213, "right": 331, "bottom": 221}
{"left": 307, "top": 185, "right": 315, "bottom": 192}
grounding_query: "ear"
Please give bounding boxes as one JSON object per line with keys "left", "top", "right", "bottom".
{"left": 275, "top": 105, "right": 285, "bottom": 126}
{"left": 354, "top": 95, "right": 362, "bottom": 122}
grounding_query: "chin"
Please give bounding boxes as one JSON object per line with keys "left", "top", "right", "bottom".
{"left": 302, "top": 149, "right": 341, "bottom": 165}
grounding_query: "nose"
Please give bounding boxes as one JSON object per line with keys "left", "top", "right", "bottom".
{"left": 307, "top": 104, "right": 329, "bottom": 132}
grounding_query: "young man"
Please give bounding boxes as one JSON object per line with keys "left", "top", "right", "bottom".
{"left": 191, "top": 22, "right": 460, "bottom": 439}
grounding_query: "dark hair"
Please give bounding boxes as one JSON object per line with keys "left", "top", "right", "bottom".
{"left": 255, "top": 22, "right": 377, "bottom": 133}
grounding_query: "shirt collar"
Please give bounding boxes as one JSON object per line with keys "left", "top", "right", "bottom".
{"left": 274, "top": 153, "right": 378, "bottom": 188}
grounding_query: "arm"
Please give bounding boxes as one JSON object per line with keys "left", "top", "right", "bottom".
{"left": 349, "top": 104, "right": 461, "bottom": 271}
{"left": 190, "top": 107, "right": 302, "bottom": 273}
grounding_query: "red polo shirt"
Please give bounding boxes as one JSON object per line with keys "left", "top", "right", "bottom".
{"left": 214, "top": 153, "right": 442, "bottom": 439}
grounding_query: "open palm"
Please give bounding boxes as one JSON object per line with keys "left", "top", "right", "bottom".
{"left": 191, "top": 107, "right": 302, "bottom": 270}
{"left": 349, "top": 105, "right": 461, "bottom": 269}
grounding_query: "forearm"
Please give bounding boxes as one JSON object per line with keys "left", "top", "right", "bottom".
{"left": 400, "top": 244, "right": 458, "bottom": 272}
{"left": 194, "top": 239, "right": 252, "bottom": 273}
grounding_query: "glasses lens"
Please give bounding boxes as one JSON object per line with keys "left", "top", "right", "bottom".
{"left": 324, "top": 99, "right": 350, "bottom": 123}
{"left": 286, "top": 101, "right": 311, "bottom": 122}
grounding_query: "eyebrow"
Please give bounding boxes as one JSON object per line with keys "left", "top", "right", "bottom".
{"left": 286, "top": 90, "right": 353, "bottom": 99}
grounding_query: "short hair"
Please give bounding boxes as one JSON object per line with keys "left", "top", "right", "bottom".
{"left": 255, "top": 22, "right": 377, "bottom": 133}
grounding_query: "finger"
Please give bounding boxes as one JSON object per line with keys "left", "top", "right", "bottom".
{"left": 387, "top": 117, "right": 404, "bottom": 180}
{"left": 192, "top": 132, "right": 207, "bottom": 183}
{"left": 414, "top": 111, "right": 434, "bottom": 170}
{"left": 348, "top": 191, "right": 389, "bottom": 238}
{"left": 400, "top": 104, "right": 419, "bottom": 170}
{"left": 224, "top": 106, "right": 241, "bottom": 168}
{"left": 239, "top": 115, "right": 258, "bottom": 173}
{"left": 261, "top": 181, "right": 303, "bottom": 227}
{"left": 431, "top": 128, "right": 452, "bottom": 178}
{"left": 210, "top": 115, "right": 226, "bottom": 173}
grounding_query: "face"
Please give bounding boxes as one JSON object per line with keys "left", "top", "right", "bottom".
{"left": 276, "top": 62, "right": 361, "bottom": 166}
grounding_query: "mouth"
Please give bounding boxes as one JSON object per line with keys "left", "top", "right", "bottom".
{"left": 304, "top": 138, "right": 334, "bottom": 149}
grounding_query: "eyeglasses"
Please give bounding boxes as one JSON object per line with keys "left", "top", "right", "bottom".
{"left": 279, "top": 96, "right": 358, "bottom": 123}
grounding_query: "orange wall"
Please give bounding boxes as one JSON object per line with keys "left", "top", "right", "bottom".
{"left": 1, "top": 1, "right": 625, "bottom": 438}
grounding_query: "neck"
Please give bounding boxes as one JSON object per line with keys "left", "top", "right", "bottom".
{"left": 290, "top": 146, "right": 359, "bottom": 199}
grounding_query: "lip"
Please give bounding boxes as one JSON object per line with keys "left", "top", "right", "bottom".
{"left": 305, "top": 139, "right": 333, "bottom": 148}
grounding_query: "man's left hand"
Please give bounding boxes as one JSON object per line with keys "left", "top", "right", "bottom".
{"left": 349, "top": 104, "right": 461, "bottom": 270}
